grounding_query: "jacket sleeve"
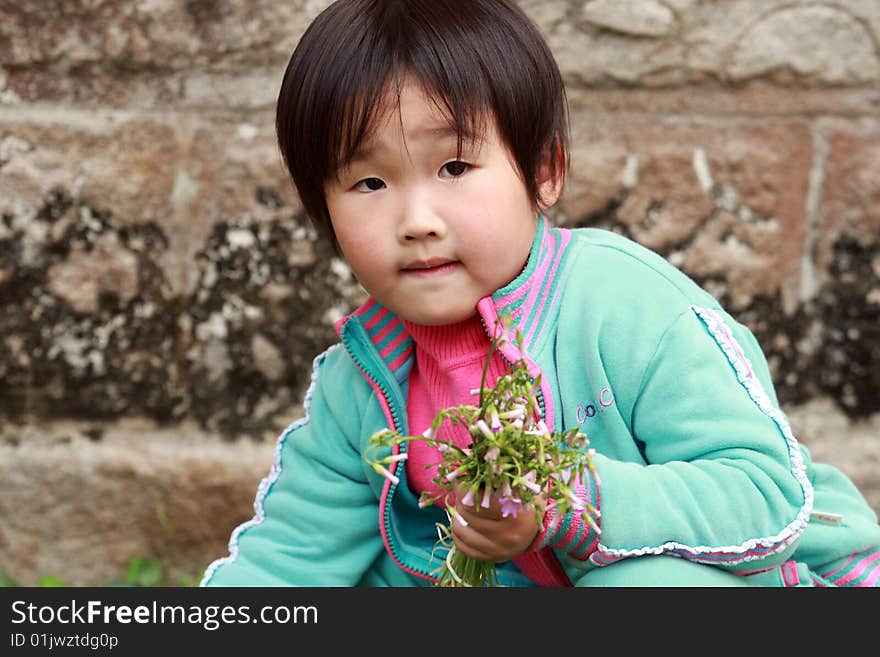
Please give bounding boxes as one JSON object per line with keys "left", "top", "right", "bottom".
{"left": 200, "top": 345, "right": 385, "bottom": 586}
{"left": 588, "top": 304, "right": 812, "bottom": 570}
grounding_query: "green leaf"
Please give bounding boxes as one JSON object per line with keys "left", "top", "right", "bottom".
{"left": 177, "top": 574, "right": 198, "bottom": 587}
{"left": 125, "top": 557, "right": 164, "bottom": 587}
{"left": 0, "top": 569, "right": 20, "bottom": 587}
{"left": 38, "top": 574, "right": 67, "bottom": 587}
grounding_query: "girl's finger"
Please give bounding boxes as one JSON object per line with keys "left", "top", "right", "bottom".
{"left": 451, "top": 527, "right": 498, "bottom": 562}
{"left": 456, "top": 496, "right": 504, "bottom": 521}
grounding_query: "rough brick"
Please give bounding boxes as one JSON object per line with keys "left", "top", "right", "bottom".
{"left": 560, "top": 118, "right": 812, "bottom": 312}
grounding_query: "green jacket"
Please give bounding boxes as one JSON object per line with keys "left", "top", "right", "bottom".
{"left": 202, "top": 217, "right": 880, "bottom": 587}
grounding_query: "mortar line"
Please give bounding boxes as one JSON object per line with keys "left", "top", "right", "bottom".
{"left": 800, "top": 122, "right": 830, "bottom": 306}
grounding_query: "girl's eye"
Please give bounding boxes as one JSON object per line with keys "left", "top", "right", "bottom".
{"left": 354, "top": 177, "right": 386, "bottom": 192}
{"left": 440, "top": 161, "right": 469, "bottom": 178}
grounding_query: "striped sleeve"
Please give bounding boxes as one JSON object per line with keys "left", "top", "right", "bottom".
{"left": 527, "top": 470, "right": 601, "bottom": 561}
{"left": 816, "top": 546, "right": 880, "bottom": 587}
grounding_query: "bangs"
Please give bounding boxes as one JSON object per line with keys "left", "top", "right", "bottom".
{"left": 322, "top": 34, "right": 492, "bottom": 181}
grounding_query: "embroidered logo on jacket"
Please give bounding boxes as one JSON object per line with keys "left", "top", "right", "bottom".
{"left": 576, "top": 386, "right": 615, "bottom": 423}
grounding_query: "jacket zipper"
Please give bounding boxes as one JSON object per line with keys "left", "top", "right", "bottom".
{"left": 341, "top": 319, "right": 437, "bottom": 582}
{"left": 342, "top": 322, "right": 406, "bottom": 434}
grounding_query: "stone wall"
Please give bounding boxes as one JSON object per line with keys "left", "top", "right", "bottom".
{"left": 0, "top": 0, "right": 877, "bottom": 585}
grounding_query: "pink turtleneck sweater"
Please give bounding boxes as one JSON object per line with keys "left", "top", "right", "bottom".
{"left": 402, "top": 316, "right": 509, "bottom": 501}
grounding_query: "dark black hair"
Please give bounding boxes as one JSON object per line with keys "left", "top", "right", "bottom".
{"left": 276, "top": 0, "right": 570, "bottom": 249}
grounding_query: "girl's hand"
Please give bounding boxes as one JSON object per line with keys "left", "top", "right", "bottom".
{"left": 451, "top": 486, "right": 546, "bottom": 563}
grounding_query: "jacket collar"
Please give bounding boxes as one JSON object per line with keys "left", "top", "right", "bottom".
{"left": 333, "top": 213, "right": 571, "bottom": 383}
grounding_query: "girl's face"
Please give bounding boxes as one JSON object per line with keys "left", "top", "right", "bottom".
{"left": 324, "top": 79, "right": 560, "bottom": 326}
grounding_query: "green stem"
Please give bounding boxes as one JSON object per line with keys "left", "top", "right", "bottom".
{"left": 479, "top": 317, "right": 505, "bottom": 413}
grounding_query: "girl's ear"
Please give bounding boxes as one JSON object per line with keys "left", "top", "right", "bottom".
{"left": 536, "top": 138, "right": 565, "bottom": 211}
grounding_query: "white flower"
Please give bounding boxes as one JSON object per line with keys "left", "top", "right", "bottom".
{"left": 481, "top": 486, "right": 493, "bottom": 509}
{"left": 499, "top": 406, "right": 525, "bottom": 420}
{"left": 445, "top": 465, "right": 467, "bottom": 482}
{"left": 372, "top": 463, "right": 399, "bottom": 485}
{"left": 521, "top": 470, "right": 541, "bottom": 494}
{"left": 475, "top": 419, "right": 495, "bottom": 440}
{"left": 461, "top": 488, "right": 476, "bottom": 507}
{"left": 522, "top": 480, "right": 542, "bottom": 495}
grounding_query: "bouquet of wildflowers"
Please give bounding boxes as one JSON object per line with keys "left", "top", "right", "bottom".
{"left": 364, "top": 324, "right": 599, "bottom": 587}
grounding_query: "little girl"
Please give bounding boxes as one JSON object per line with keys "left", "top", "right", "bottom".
{"left": 202, "top": 0, "right": 880, "bottom": 587}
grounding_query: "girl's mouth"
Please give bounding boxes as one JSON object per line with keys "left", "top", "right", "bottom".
{"left": 402, "top": 258, "right": 460, "bottom": 278}
{"left": 402, "top": 260, "right": 460, "bottom": 278}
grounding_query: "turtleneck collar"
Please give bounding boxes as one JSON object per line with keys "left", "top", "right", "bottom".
{"left": 401, "top": 315, "right": 490, "bottom": 368}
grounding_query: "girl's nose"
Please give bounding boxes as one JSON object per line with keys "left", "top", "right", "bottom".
{"left": 398, "top": 201, "right": 447, "bottom": 242}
